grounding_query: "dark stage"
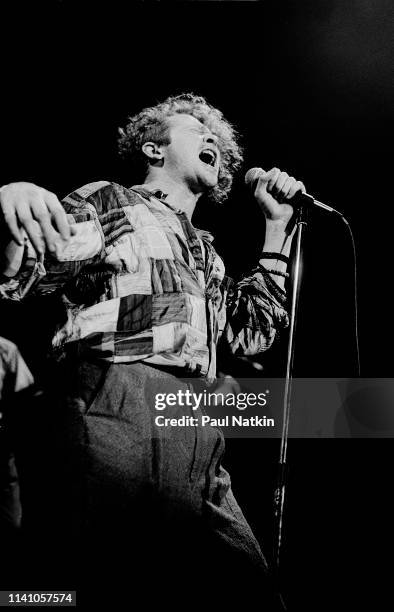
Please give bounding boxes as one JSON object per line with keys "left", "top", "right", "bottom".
{"left": 1, "top": 1, "right": 393, "bottom": 609}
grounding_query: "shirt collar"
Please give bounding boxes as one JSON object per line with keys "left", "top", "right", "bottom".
{"left": 131, "top": 185, "right": 185, "bottom": 214}
{"left": 129, "top": 185, "right": 214, "bottom": 242}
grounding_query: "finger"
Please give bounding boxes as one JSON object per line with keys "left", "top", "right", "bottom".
{"left": 271, "top": 172, "right": 289, "bottom": 198}
{"left": 45, "top": 191, "right": 71, "bottom": 241}
{"left": 287, "top": 180, "right": 305, "bottom": 200}
{"left": 1, "top": 203, "right": 23, "bottom": 244}
{"left": 32, "top": 216, "right": 58, "bottom": 253}
{"left": 66, "top": 215, "right": 78, "bottom": 236}
{"left": 29, "top": 196, "right": 59, "bottom": 252}
{"left": 264, "top": 167, "right": 281, "bottom": 191}
{"left": 279, "top": 176, "right": 294, "bottom": 200}
{"left": 18, "top": 217, "right": 45, "bottom": 256}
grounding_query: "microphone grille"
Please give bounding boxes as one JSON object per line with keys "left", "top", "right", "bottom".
{"left": 244, "top": 167, "right": 262, "bottom": 185}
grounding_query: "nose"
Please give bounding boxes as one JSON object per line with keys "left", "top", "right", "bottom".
{"left": 203, "top": 133, "right": 218, "bottom": 146}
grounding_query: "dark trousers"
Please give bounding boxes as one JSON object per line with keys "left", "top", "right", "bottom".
{"left": 11, "top": 361, "right": 283, "bottom": 609}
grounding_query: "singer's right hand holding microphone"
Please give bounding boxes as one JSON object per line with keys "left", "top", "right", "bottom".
{"left": 246, "top": 168, "right": 307, "bottom": 285}
{"left": 250, "top": 167, "right": 305, "bottom": 226}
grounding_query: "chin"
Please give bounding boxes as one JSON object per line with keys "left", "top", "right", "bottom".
{"left": 194, "top": 171, "right": 219, "bottom": 195}
{"left": 202, "top": 173, "right": 219, "bottom": 189}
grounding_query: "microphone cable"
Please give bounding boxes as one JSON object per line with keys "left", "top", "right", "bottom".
{"left": 338, "top": 213, "right": 361, "bottom": 376}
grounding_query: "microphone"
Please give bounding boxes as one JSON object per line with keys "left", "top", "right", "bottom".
{"left": 245, "top": 167, "right": 342, "bottom": 215}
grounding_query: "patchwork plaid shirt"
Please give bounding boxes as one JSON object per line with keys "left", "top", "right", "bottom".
{"left": 0, "top": 182, "right": 289, "bottom": 382}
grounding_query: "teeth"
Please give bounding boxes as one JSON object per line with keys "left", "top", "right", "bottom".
{"left": 200, "top": 149, "right": 216, "bottom": 166}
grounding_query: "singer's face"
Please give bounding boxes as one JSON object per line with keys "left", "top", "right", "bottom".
{"left": 162, "top": 114, "right": 220, "bottom": 191}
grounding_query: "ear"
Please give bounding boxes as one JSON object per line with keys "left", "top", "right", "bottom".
{"left": 141, "top": 141, "right": 164, "bottom": 162}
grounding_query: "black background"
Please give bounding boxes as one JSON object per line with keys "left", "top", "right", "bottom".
{"left": 1, "top": 1, "right": 393, "bottom": 609}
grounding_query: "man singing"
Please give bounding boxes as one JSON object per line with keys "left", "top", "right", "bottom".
{"left": 0, "top": 93, "right": 304, "bottom": 607}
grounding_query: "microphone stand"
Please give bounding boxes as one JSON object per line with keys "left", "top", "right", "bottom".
{"left": 273, "top": 203, "right": 309, "bottom": 571}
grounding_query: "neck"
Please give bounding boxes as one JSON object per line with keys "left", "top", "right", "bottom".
{"left": 142, "top": 172, "right": 202, "bottom": 220}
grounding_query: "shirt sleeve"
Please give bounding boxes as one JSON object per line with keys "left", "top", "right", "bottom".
{"left": 223, "top": 265, "right": 289, "bottom": 356}
{"left": 0, "top": 181, "right": 117, "bottom": 302}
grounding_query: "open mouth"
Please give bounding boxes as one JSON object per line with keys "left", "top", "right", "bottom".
{"left": 199, "top": 149, "right": 217, "bottom": 167}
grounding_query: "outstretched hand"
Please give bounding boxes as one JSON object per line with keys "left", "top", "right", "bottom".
{"left": 0, "top": 182, "right": 76, "bottom": 256}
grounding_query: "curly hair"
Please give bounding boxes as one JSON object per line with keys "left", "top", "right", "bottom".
{"left": 118, "top": 93, "right": 243, "bottom": 204}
